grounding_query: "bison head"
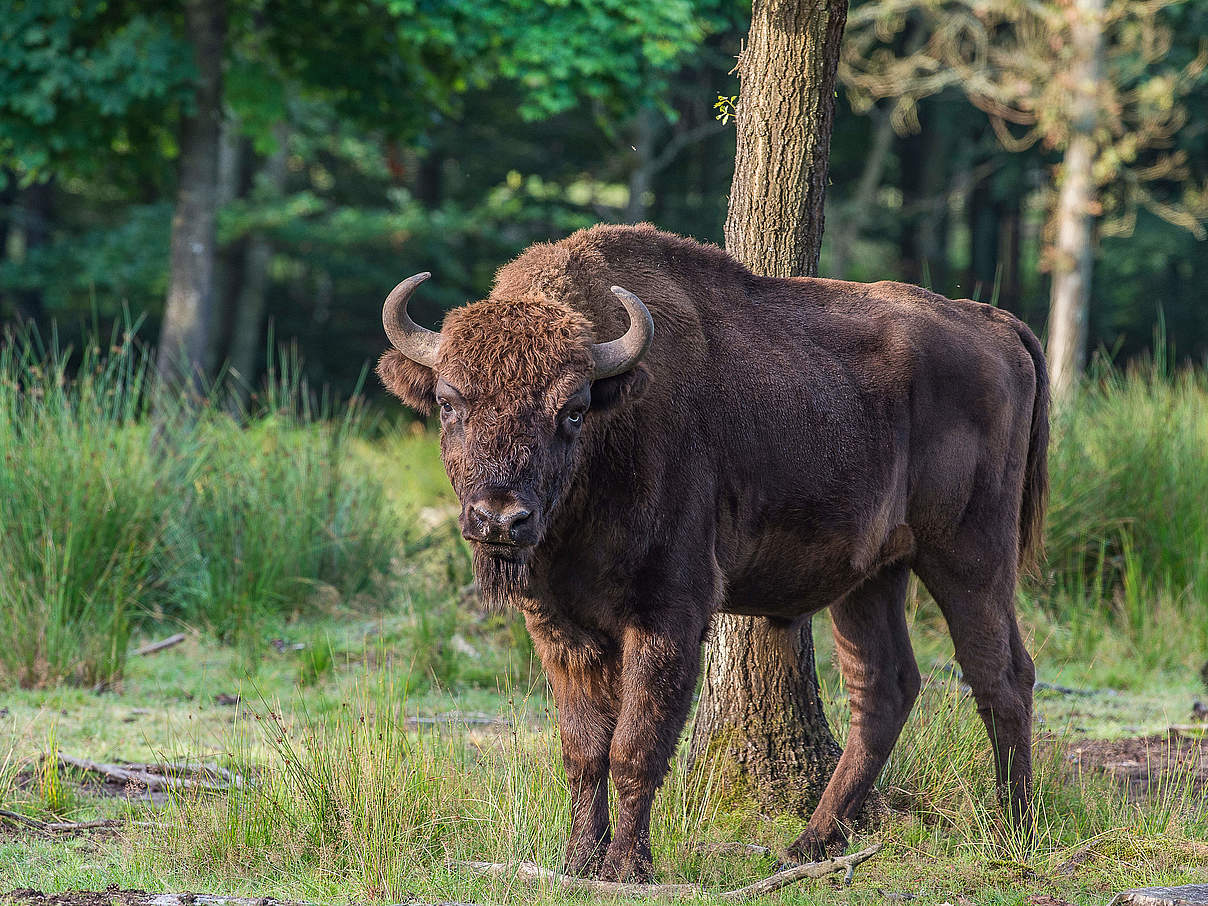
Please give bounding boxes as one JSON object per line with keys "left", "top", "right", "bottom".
{"left": 376, "top": 273, "right": 652, "bottom": 606}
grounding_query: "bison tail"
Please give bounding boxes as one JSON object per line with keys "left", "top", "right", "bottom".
{"left": 1016, "top": 322, "right": 1050, "bottom": 577}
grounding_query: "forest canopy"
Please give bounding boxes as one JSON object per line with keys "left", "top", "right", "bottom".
{"left": 1, "top": 0, "right": 1206, "bottom": 397}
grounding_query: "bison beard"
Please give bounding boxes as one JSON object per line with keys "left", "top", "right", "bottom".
{"left": 375, "top": 224, "right": 1050, "bottom": 884}
{"left": 472, "top": 546, "right": 532, "bottom": 611}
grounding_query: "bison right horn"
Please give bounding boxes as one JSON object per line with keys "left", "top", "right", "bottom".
{"left": 382, "top": 272, "right": 442, "bottom": 368}
{"left": 592, "top": 286, "right": 654, "bottom": 379}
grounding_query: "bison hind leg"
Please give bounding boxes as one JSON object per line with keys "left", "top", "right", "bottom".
{"left": 788, "top": 563, "right": 919, "bottom": 860}
{"left": 914, "top": 540, "right": 1035, "bottom": 834}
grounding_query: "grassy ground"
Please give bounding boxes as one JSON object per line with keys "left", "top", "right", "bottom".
{"left": 2, "top": 342, "right": 1207, "bottom": 903}
{"left": 2, "top": 587, "right": 1205, "bottom": 903}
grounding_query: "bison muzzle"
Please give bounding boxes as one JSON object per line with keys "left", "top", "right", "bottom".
{"left": 377, "top": 224, "right": 1049, "bottom": 883}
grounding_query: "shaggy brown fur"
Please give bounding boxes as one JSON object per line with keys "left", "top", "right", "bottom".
{"left": 377, "top": 223, "right": 1050, "bottom": 882}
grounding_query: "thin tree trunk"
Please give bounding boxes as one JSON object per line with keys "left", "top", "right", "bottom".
{"left": 6, "top": 179, "right": 53, "bottom": 324}
{"left": 998, "top": 195, "right": 1022, "bottom": 312}
{"left": 966, "top": 171, "right": 1000, "bottom": 302}
{"left": 229, "top": 122, "right": 289, "bottom": 405}
{"left": 690, "top": 0, "right": 848, "bottom": 816}
{"left": 826, "top": 105, "right": 894, "bottom": 279}
{"left": 1047, "top": 0, "right": 1103, "bottom": 402}
{"left": 625, "top": 107, "right": 659, "bottom": 224}
{"left": 156, "top": 0, "right": 226, "bottom": 398}
{"left": 210, "top": 112, "right": 246, "bottom": 375}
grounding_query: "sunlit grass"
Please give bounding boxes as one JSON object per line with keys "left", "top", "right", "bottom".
{"left": 0, "top": 327, "right": 403, "bottom": 689}
{"left": 1040, "top": 356, "right": 1208, "bottom": 675}
{"left": 131, "top": 661, "right": 1207, "bottom": 903}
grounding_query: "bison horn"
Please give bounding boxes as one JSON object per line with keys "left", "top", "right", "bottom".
{"left": 382, "top": 272, "right": 441, "bottom": 367}
{"left": 592, "top": 286, "right": 654, "bottom": 379}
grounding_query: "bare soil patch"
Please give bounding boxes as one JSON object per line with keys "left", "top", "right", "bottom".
{"left": 3, "top": 893, "right": 309, "bottom": 906}
{"left": 4, "top": 890, "right": 149, "bottom": 906}
{"left": 1067, "top": 730, "right": 1208, "bottom": 802}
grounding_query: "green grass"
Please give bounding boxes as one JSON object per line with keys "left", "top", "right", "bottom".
{"left": 1, "top": 594, "right": 1204, "bottom": 902}
{"left": 2, "top": 334, "right": 1207, "bottom": 901}
{"left": 3, "top": 655, "right": 1188, "bottom": 904}
{"left": 1038, "top": 357, "right": 1208, "bottom": 679}
{"left": 0, "top": 328, "right": 403, "bottom": 690}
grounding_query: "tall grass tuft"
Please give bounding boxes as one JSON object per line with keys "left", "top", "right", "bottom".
{"left": 0, "top": 327, "right": 404, "bottom": 689}
{"left": 1040, "top": 356, "right": 1208, "bottom": 670}
{"left": 166, "top": 365, "right": 400, "bottom": 641}
{"left": 0, "top": 329, "right": 160, "bottom": 688}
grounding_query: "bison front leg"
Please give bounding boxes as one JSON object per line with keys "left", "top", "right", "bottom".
{"left": 598, "top": 623, "right": 703, "bottom": 883}
{"left": 528, "top": 622, "right": 620, "bottom": 877}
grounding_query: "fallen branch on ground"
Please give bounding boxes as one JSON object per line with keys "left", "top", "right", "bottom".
{"left": 455, "top": 842, "right": 881, "bottom": 900}
{"left": 131, "top": 633, "right": 188, "bottom": 656}
{"left": 0, "top": 808, "right": 120, "bottom": 835}
{"left": 53, "top": 754, "right": 244, "bottom": 792}
{"left": 118, "top": 760, "right": 242, "bottom": 785}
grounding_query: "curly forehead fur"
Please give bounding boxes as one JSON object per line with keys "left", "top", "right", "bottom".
{"left": 437, "top": 296, "right": 594, "bottom": 401}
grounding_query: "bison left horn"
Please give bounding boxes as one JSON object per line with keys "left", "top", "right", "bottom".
{"left": 593, "top": 286, "right": 654, "bottom": 379}
{"left": 382, "top": 272, "right": 442, "bottom": 368}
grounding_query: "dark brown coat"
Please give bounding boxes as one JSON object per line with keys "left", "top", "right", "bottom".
{"left": 377, "top": 223, "right": 1049, "bottom": 881}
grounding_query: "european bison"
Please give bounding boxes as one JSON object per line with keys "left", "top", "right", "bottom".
{"left": 377, "top": 224, "right": 1049, "bottom": 882}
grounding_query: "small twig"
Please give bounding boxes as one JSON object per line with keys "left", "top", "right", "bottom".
{"left": 131, "top": 633, "right": 188, "bottom": 657}
{"left": 406, "top": 714, "right": 510, "bottom": 729}
{"left": 455, "top": 842, "right": 881, "bottom": 901}
{"left": 11, "top": 895, "right": 478, "bottom": 906}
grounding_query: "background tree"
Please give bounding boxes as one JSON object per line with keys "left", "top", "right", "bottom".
{"left": 4, "top": 0, "right": 1208, "bottom": 398}
{"left": 839, "top": 0, "right": 1208, "bottom": 400}
{"left": 688, "top": 0, "right": 848, "bottom": 817}
{"left": 156, "top": 0, "right": 225, "bottom": 393}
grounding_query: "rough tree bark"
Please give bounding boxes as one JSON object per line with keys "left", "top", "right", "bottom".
{"left": 1047, "top": 0, "right": 1103, "bottom": 403}
{"left": 688, "top": 0, "right": 848, "bottom": 817}
{"left": 156, "top": 0, "right": 226, "bottom": 396}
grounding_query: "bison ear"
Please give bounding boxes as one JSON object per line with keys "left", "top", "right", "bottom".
{"left": 376, "top": 350, "right": 436, "bottom": 414}
{"left": 589, "top": 363, "right": 649, "bottom": 412}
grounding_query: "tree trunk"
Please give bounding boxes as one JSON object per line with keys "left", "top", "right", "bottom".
{"left": 229, "top": 122, "right": 289, "bottom": 405}
{"left": 1047, "top": 0, "right": 1103, "bottom": 403}
{"left": 998, "top": 195, "right": 1022, "bottom": 313}
{"left": 625, "top": 107, "right": 659, "bottom": 224}
{"left": 722, "top": 0, "right": 848, "bottom": 277}
{"left": 690, "top": 0, "right": 847, "bottom": 816}
{"left": 156, "top": 0, "right": 225, "bottom": 397}
{"left": 211, "top": 113, "right": 247, "bottom": 375}
{"left": 825, "top": 105, "right": 894, "bottom": 280}
{"left": 5, "top": 179, "right": 53, "bottom": 324}
{"left": 966, "top": 171, "right": 1000, "bottom": 302}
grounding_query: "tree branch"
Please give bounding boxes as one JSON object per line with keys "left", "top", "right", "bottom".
{"left": 455, "top": 842, "right": 881, "bottom": 901}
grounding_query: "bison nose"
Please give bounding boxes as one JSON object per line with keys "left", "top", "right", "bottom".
{"left": 464, "top": 495, "right": 534, "bottom": 544}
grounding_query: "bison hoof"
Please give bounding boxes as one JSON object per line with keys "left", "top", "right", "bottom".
{"left": 786, "top": 827, "right": 846, "bottom": 863}
{"left": 562, "top": 838, "right": 609, "bottom": 878}
{"left": 595, "top": 841, "right": 653, "bottom": 883}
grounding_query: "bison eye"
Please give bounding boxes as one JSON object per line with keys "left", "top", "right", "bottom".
{"left": 438, "top": 399, "right": 455, "bottom": 417}
{"left": 564, "top": 410, "right": 584, "bottom": 430}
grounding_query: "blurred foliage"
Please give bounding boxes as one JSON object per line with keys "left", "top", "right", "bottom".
{"left": 1, "top": 0, "right": 1206, "bottom": 400}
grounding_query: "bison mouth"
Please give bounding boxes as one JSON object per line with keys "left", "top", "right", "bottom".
{"left": 474, "top": 540, "right": 529, "bottom": 559}
{"left": 471, "top": 541, "right": 533, "bottom": 610}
